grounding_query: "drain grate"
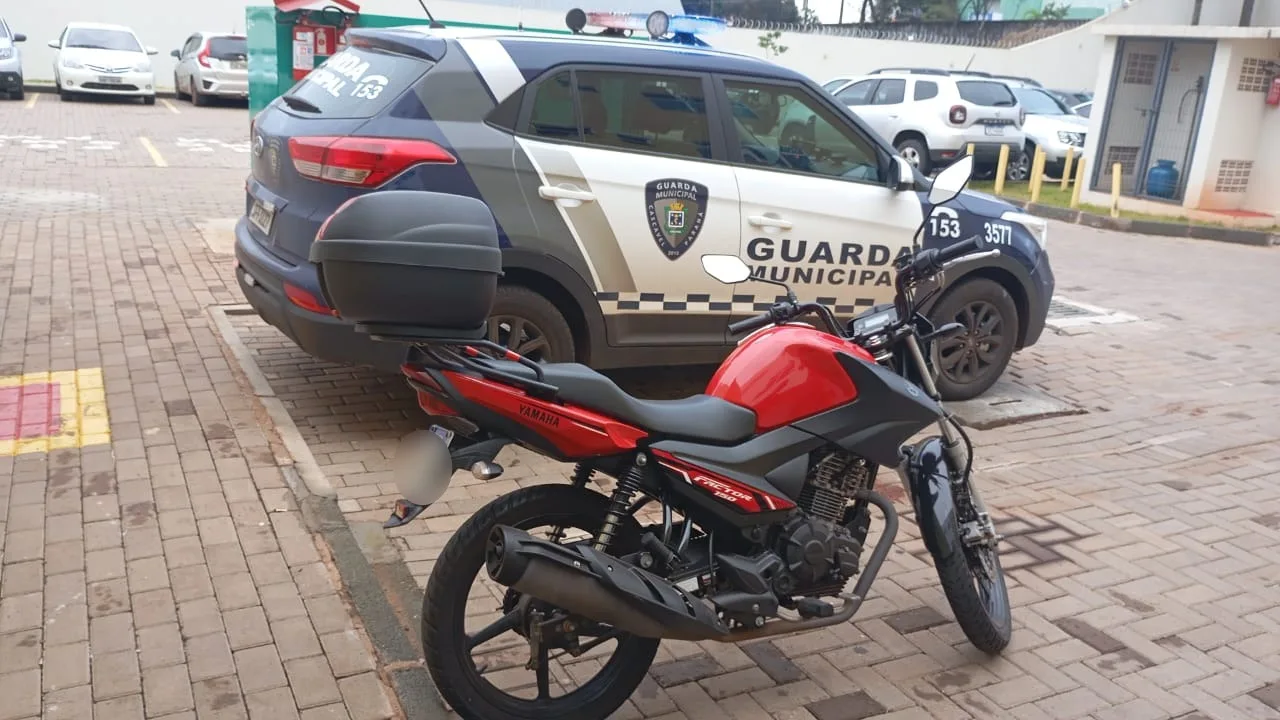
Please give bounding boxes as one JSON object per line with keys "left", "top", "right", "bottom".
{"left": 1046, "top": 297, "right": 1139, "bottom": 330}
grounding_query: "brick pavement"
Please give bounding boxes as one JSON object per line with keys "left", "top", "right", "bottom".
{"left": 1, "top": 97, "right": 398, "bottom": 720}
{"left": 5, "top": 97, "right": 1280, "bottom": 720}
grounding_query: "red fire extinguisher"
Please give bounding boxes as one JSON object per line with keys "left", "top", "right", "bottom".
{"left": 1267, "top": 75, "right": 1280, "bottom": 107}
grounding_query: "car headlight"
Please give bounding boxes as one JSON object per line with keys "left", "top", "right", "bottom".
{"left": 0, "top": 47, "right": 12, "bottom": 60}
{"left": 133, "top": 61, "right": 151, "bottom": 72}
{"left": 62, "top": 58, "right": 84, "bottom": 69}
{"left": 1057, "top": 131, "right": 1084, "bottom": 147}
{"left": 1000, "top": 211, "right": 1048, "bottom": 249}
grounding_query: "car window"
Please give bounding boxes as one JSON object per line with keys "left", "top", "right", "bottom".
{"left": 955, "top": 80, "right": 1016, "bottom": 107}
{"left": 283, "top": 46, "right": 433, "bottom": 120}
{"left": 1014, "top": 88, "right": 1068, "bottom": 115}
{"left": 723, "top": 80, "right": 882, "bottom": 184}
{"left": 183, "top": 36, "right": 198, "bottom": 56}
{"left": 573, "top": 70, "right": 711, "bottom": 161}
{"left": 527, "top": 71, "right": 578, "bottom": 140}
{"left": 0, "top": 20, "right": 10, "bottom": 39}
{"left": 872, "top": 79, "right": 905, "bottom": 105}
{"left": 834, "top": 79, "right": 876, "bottom": 106}
{"left": 208, "top": 36, "right": 247, "bottom": 61}
{"left": 913, "top": 80, "right": 939, "bottom": 101}
{"left": 821, "top": 78, "right": 849, "bottom": 92}
{"left": 65, "top": 28, "right": 142, "bottom": 53}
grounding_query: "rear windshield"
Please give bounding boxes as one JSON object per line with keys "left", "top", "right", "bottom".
{"left": 208, "top": 36, "right": 246, "bottom": 60}
{"left": 282, "top": 47, "right": 432, "bottom": 119}
{"left": 956, "top": 80, "right": 1016, "bottom": 107}
{"left": 66, "top": 28, "right": 142, "bottom": 53}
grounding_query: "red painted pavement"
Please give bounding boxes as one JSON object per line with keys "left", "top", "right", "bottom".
{"left": 0, "top": 382, "right": 62, "bottom": 440}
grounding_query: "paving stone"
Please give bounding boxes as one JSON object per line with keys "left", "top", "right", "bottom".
{"left": 43, "top": 641, "right": 91, "bottom": 692}
{"left": 92, "top": 694, "right": 144, "bottom": 720}
{"left": 143, "top": 664, "right": 195, "bottom": 716}
{"left": 234, "top": 645, "right": 289, "bottom": 694}
{"left": 318, "top": 631, "right": 374, "bottom": 678}
{"left": 92, "top": 649, "right": 141, "bottom": 701}
{"left": 336, "top": 674, "right": 393, "bottom": 720}
{"left": 805, "top": 691, "right": 888, "bottom": 720}
{"left": 0, "top": 668, "right": 41, "bottom": 720}
{"left": 138, "top": 622, "right": 186, "bottom": 669}
{"left": 185, "top": 633, "right": 236, "bottom": 682}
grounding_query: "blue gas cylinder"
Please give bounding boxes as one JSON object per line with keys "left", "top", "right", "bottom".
{"left": 1146, "top": 160, "right": 1179, "bottom": 199}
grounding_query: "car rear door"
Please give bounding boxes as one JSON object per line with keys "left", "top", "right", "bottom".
{"left": 850, "top": 77, "right": 906, "bottom": 143}
{"left": 511, "top": 66, "right": 742, "bottom": 347}
{"left": 716, "top": 75, "right": 924, "bottom": 316}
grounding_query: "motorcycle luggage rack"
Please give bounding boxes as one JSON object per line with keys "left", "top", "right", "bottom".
{"left": 400, "top": 336, "right": 561, "bottom": 400}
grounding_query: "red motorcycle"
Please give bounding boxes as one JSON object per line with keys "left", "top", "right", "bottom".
{"left": 311, "top": 156, "right": 1010, "bottom": 720}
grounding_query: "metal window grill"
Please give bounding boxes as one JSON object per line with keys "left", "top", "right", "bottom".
{"left": 1103, "top": 146, "right": 1140, "bottom": 176}
{"left": 1123, "top": 53, "right": 1158, "bottom": 85}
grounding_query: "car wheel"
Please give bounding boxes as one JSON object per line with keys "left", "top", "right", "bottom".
{"left": 143, "top": 95, "right": 156, "bottom": 106}
{"left": 13, "top": 85, "right": 23, "bottom": 101}
{"left": 895, "top": 138, "right": 932, "bottom": 175}
{"left": 487, "top": 285, "right": 575, "bottom": 364}
{"left": 191, "top": 82, "right": 205, "bottom": 107}
{"left": 1006, "top": 144, "right": 1033, "bottom": 183}
{"left": 60, "top": 86, "right": 73, "bottom": 102}
{"left": 174, "top": 74, "right": 187, "bottom": 100}
{"left": 928, "top": 278, "right": 1019, "bottom": 401}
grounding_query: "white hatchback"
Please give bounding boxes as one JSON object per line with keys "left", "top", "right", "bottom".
{"left": 50, "top": 22, "right": 157, "bottom": 104}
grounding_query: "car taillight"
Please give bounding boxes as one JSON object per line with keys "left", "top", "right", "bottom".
{"left": 283, "top": 283, "right": 337, "bottom": 316}
{"left": 949, "top": 105, "right": 967, "bottom": 125}
{"left": 197, "top": 41, "right": 212, "bottom": 68}
{"left": 288, "top": 136, "right": 457, "bottom": 187}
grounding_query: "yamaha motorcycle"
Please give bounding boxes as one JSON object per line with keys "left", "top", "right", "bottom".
{"left": 384, "top": 156, "right": 1010, "bottom": 719}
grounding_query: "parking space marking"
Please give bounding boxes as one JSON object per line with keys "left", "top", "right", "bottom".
{"left": 176, "top": 137, "right": 251, "bottom": 154}
{"left": 139, "top": 137, "right": 168, "bottom": 167}
{"left": 0, "top": 368, "right": 110, "bottom": 456}
{"left": 24, "top": 91, "right": 39, "bottom": 109}
{"left": 161, "top": 98, "right": 181, "bottom": 114}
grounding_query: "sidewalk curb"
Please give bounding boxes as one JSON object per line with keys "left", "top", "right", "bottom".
{"left": 211, "top": 304, "right": 450, "bottom": 719}
{"left": 1013, "top": 200, "right": 1278, "bottom": 247}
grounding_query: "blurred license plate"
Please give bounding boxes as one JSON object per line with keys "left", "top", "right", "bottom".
{"left": 984, "top": 125, "right": 1005, "bottom": 136}
{"left": 429, "top": 424, "right": 455, "bottom": 447}
{"left": 98, "top": 76, "right": 123, "bottom": 84}
{"left": 248, "top": 199, "right": 276, "bottom": 235}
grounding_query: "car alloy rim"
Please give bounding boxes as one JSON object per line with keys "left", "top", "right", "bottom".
{"left": 936, "top": 300, "right": 1004, "bottom": 385}
{"left": 1007, "top": 153, "right": 1030, "bottom": 182}
{"left": 899, "top": 146, "right": 921, "bottom": 167}
{"left": 487, "top": 315, "right": 551, "bottom": 361}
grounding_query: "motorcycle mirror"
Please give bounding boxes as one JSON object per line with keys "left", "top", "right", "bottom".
{"left": 928, "top": 155, "right": 974, "bottom": 206}
{"left": 700, "top": 254, "right": 752, "bottom": 285}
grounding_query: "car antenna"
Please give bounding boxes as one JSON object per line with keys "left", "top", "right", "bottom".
{"left": 415, "top": 0, "right": 447, "bottom": 28}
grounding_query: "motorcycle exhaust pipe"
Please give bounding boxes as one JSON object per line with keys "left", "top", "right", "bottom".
{"left": 485, "top": 526, "right": 730, "bottom": 642}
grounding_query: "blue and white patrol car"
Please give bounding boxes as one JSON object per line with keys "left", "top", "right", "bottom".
{"left": 233, "top": 14, "right": 1055, "bottom": 400}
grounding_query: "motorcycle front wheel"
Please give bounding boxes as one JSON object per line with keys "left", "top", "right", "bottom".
{"left": 422, "top": 484, "right": 659, "bottom": 720}
{"left": 932, "top": 480, "right": 1012, "bottom": 654}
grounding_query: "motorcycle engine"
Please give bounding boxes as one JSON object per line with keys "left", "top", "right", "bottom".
{"left": 779, "top": 452, "right": 870, "bottom": 594}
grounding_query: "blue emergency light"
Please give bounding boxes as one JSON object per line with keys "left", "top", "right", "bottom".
{"left": 565, "top": 8, "right": 726, "bottom": 46}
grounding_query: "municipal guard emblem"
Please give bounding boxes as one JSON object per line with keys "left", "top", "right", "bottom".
{"left": 645, "top": 178, "right": 708, "bottom": 260}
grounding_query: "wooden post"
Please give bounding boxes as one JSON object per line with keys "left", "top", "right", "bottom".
{"left": 1060, "top": 147, "right": 1075, "bottom": 191}
{"left": 1111, "top": 163, "right": 1122, "bottom": 218}
{"left": 994, "top": 145, "right": 1010, "bottom": 195}
{"left": 1070, "top": 157, "right": 1087, "bottom": 209}
{"left": 1029, "top": 147, "right": 1047, "bottom": 203}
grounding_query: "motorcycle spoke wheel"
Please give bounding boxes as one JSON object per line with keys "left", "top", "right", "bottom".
{"left": 931, "top": 482, "right": 1012, "bottom": 655}
{"left": 423, "top": 485, "right": 659, "bottom": 720}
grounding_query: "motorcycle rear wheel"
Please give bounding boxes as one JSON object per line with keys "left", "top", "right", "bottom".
{"left": 932, "top": 483, "right": 1012, "bottom": 654}
{"left": 422, "top": 484, "right": 659, "bottom": 720}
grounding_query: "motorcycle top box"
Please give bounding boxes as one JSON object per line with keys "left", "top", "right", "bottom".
{"left": 309, "top": 191, "right": 502, "bottom": 340}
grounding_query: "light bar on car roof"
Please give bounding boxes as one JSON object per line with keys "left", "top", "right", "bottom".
{"left": 583, "top": 10, "right": 726, "bottom": 36}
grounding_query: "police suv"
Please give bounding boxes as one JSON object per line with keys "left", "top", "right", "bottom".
{"left": 234, "top": 15, "right": 1055, "bottom": 400}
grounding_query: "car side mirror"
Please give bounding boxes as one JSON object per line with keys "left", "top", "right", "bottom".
{"left": 13, "top": 33, "right": 26, "bottom": 43}
{"left": 170, "top": 49, "right": 180, "bottom": 58}
{"left": 146, "top": 46, "right": 159, "bottom": 55}
{"left": 48, "top": 40, "right": 60, "bottom": 49}
{"left": 928, "top": 155, "right": 974, "bottom": 205}
{"left": 891, "top": 156, "right": 914, "bottom": 191}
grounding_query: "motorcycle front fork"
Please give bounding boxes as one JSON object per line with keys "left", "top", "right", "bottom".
{"left": 902, "top": 335, "right": 1001, "bottom": 550}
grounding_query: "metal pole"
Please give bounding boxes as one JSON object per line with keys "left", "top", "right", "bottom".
{"left": 1240, "top": 0, "right": 1255, "bottom": 26}
{"left": 1191, "top": 0, "right": 1203, "bottom": 24}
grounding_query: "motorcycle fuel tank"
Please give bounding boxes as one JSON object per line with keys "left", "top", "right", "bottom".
{"left": 706, "top": 325, "right": 877, "bottom": 433}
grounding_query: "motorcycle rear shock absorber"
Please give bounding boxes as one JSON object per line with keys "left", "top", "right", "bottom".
{"left": 594, "top": 454, "right": 646, "bottom": 551}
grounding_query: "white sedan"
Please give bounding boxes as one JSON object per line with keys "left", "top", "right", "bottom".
{"left": 50, "top": 22, "right": 157, "bottom": 104}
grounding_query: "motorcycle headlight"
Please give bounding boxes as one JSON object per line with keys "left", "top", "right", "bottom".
{"left": 62, "top": 58, "right": 84, "bottom": 69}
{"left": 1057, "top": 131, "right": 1084, "bottom": 147}
{"left": 1000, "top": 211, "right": 1048, "bottom": 249}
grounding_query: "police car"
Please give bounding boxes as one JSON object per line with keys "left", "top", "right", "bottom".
{"left": 234, "top": 12, "right": 1055, "bottom": 400}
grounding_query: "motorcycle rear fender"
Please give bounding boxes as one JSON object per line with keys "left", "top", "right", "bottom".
{"left": 897, "top": 437, "right": 962, "bottom": 561}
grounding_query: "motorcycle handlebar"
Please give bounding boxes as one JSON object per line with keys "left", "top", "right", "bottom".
{"left": 728, "top": 312, "right": 777, "bottom": 336}
{"left": 936, "top": 236, "right": 983, "bottom": 265}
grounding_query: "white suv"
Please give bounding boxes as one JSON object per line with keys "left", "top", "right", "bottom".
{"left": 819, "top": 69, "right": 1026, "bottom": 175}
{"left": 999, "top": 82, "right": 1088, "bottom": 181}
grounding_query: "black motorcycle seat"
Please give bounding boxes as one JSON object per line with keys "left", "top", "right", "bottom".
{"left": 476, "top": 360, "right": 757, "bottom": 444}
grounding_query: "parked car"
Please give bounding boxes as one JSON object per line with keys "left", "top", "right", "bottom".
{"left": 0, "top": 17, "right": 27, "bottom": 100}
{"left": 1002, "top": 84, "right": 1088, "bottom": 181}
{"left": 171, "top": 32, "right": 248, "bottom": 105}
{"left": 1050, "top": 89, "right": 1092, "bottom": 108}
{"left": 819, "top": 69, "right": 1026, "bottom": 176}
{"left": 235, "top": 29, "right": 1054, "bottom": 400}
{"left": 1072, "top": 100, "right": 1092, "bottom": 118}
{"left": 49, "top": 22, "right": 157, "bottom": 103}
